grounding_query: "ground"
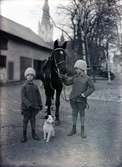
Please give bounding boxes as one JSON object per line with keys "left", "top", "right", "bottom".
{"left": 0, "top": 77, "right": 122, "bottom": 167}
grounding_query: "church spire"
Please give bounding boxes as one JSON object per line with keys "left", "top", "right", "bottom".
{"left": 60, "top": 30, "right": 65, "bottom": 43}
{"left": 41, "top": 0, "right": 50, "bottom": 25}
{"left": 38, "top": 0, "right": 53, "bottom": 43}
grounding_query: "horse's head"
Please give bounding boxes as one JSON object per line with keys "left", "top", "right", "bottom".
{"left": 51, "top": 40, "right": 67, "bottom": 75}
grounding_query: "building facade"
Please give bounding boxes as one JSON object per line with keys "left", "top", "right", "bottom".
{"left": 0, "top": 16, "right": 52, "bottom": 83}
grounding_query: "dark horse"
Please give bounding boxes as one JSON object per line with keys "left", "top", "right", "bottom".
{"left": 39, "top": 40, "right": 67, "bottom": 124}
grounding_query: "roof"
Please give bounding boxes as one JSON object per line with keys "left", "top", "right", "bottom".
{"left": 0, "top": 15, "right": 52, "bottom": 50}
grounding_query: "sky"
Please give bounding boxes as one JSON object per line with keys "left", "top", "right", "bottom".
{"left": 1, "top": 0, "right": 122, "bottom": 41}
{"left": 0, "top": 0, "right": 70, "bottom": 40}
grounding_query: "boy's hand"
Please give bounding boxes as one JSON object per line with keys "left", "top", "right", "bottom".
{"left": 59, "top": 74, "right": 67, "bottom": 80}
{"left": 61, "top": 74, "right": 69, "bottom": 83}
{"left": 80, "top": 93, "right": 85, "bottom": 97}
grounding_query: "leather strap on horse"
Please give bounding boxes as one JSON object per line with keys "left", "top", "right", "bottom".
{"left": 51, "top": 48, "right": 65, "bottom": 78}
{"left": 61, "top": 83, "right": 70, "bottom": 102}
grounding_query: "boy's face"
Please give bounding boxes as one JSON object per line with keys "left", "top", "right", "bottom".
{"left": 74, "top": 67, "right": 85, "bottom": 75}
{"left": 26, "top": 74, "right": 34, "bottom": 81}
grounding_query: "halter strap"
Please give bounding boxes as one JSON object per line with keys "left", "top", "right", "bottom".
{"left": 51, "top": 48, "right": 65, "bottom": 77}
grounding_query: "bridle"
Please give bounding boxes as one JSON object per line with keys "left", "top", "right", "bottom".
{"left": 51, "top": 48, "right": 66, "bottom": 77}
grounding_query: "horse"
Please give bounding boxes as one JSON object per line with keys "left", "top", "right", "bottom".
{"left": 39, "top": 40, "right": 67, "bottom": 125}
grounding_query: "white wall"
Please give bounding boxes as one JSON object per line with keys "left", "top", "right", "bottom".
{"left": 1, "top": 38, "right": 51, "bottom": 81}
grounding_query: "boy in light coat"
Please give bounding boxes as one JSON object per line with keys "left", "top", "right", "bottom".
{"left": 63, "top": 60, "right": 95, "bottom": 138}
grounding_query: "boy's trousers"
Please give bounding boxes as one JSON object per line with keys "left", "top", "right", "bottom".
{"left": 70, "top": 100, "right": 86, "bottom": 126}
{"left": 23, "top": 113, "right": 36, "bottom": 131}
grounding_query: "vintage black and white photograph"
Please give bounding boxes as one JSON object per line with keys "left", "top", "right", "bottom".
{"left": 0, "top": 0, "right": 122, "bottom": 167}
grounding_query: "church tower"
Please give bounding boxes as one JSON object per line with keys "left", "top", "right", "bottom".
{"left": 38, "top": 0, "right": 53, "bottom": 43}
{"left": 60, "top": 30, "right": 65, "bottom": 43}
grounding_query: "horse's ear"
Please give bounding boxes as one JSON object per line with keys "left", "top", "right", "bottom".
{"left": 62, "top": 41, "right": 67, "bottom": 49}
{"left": 54, "top": 40, "right": 59, "bottom": 49}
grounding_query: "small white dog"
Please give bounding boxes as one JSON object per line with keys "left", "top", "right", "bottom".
{"left": 43, "top": 115, "right": 55, "bottom": 142}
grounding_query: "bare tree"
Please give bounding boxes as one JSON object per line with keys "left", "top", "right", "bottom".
{"left": 41, "top": 0, "right": 121, "bottom": 78}
{"left": 58, "top": 0, "right": 121, "bottom": 79}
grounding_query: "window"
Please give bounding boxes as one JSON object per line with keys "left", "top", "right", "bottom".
{"left": 0, "top": 37, "right": 8, "bottom": 50}
{"left": 0, "top": 55, "right": 6, "bottom": 68}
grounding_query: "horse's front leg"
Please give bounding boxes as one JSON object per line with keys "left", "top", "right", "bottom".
{"left": 46, "top": 96, "right": 52, "bottom": 116}
{"left": 55, "top": 89, "right": 62, "bottom": 124}
{"left": 45, "top": 88, "right": 52, "bottom": 116}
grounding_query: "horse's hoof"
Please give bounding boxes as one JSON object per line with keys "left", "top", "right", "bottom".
{"left": 55, "top": 120, "right": 61, "bottom": 126}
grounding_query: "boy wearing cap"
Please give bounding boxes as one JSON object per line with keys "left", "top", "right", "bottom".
{"left": 63, "top": 60, "right": 95, "bottom": 138}
{"left": 21, "top": 67, "right": 43, "bottom": 143}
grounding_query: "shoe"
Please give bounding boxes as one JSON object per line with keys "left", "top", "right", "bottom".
{"left": 21, "top": 137, "right": 27, "bottom": 143}
{"left": 81, "top": 126, "right": 87, "bottom": 138}
{"left": 32, "top": 130, "right": 40, "bottom": 140}
{"left": 32, "top": 134, "right": 40, "bottom": 140}
{"left": 55, "top": 120, "right": 61, "bottom": 126}
{"left": 21, "top": 130, "right": 27, "bottom": 143}
{"left": 67, "top": 125, "right": 76, "bottom": 136}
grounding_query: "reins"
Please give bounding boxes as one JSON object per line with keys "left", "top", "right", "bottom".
{"left": 61, "top": 83, "right": 70, "bottom": 102}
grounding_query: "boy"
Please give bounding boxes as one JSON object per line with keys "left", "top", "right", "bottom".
{"left": 63, "top": 60, "right": 95, "bottom": 138}
{"left": 21, "top": 67, "right": 42, "bottom": 143}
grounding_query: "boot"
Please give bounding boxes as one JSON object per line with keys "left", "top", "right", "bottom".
{"left": 55, "top": 115, "right": 60, "bottom": 126}
{"left": 32, "top": 129, "right": 40, "bottom": 140}
{"left": 55, "top": 118, "right": 61, "bottom": 126}
{"left": 68, "top": 125, "right": 76, "bottom": 136}
{"left": 21, "top": 130, "right": 27, "bottom": 143}
{"left": 81, "top": 126, "right": 86, "bottom": 138}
